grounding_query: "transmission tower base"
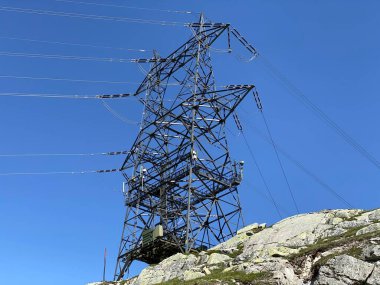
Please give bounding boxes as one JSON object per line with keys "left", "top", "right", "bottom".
{"left": 121, "top": 238, "right": 202, "bottom": 265}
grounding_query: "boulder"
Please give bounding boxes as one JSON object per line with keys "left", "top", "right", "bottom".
{"left": 363, "top": 245, "right": 380, "bottom": 261}
{"left": 267, "top": 246, "right": 299, "bottom": 257}
{"left": 207, "top": 253, "right": 231, "bottom": 265}
{"left": 368, "top": 264, "right": 380, "bottom": 285}
{"left": 338, "top": 219, "right": 369, "bottom": 229}
{"left": 369, "top": 209, "right": 380, "bottom": 221}
{"left": 203, "top": 267, "right": 211, "bottom": 275}
{"left": 134, "top": 253, "right": 198, "bottom": 284}
{"left": 237, "top": 223, "right": 259, "bottom": 235}
{"left": 327, "top": 217, "right": 343, "bottom": 225}
{"left": 356, "top": 223, "right": 380, "bottom": 236}
{"left": 182, "top": 270, "right": 205, "bottom": 281}
{"left": 313, "top": 255, "right": 374, "bottom": 285}
{"left": 334, "top": 209, "right": 362, "bottom": 219}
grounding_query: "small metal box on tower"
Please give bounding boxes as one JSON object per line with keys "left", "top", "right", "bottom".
{"left": 141, "top": 225, "right": 164, "bottom": 247}
{"left": 142, "top": 228, "right": 154, "bottom": 246}
{"left": 153, "top": 225, "right": 163, "bottom": 239}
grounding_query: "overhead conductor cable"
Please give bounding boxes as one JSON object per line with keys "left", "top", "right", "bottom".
{"left": 240, "top": 128, "right": 283, "bottom": 219}
{"left": 101, "top": 99, "right": 139, "bottom": 125}
{"left": 246, "top": 124, "right": 353, "bottom": 208}
{"left": 259, "top": 55, "right": 380, "bottom": 171}
{"left": 0, "top": 51, "right": 175, "bottom": 63}
{"left": 0, "top": 75, "right": 183, "bottom": 86}
{"left": 0, "top": 36, "right": 150, "bottom": 52}
{"left": 0, "top": 92, "right": 133, "bottom": 99}
{"left": 0, "top": 6, "right": 189, "bottom": 26}
{"left": 252, "top": 90, "right": 300, "bottom": 214}
{"left": 53, "top": 0, "right": 196, "bottom": 14}
{"left": 233, "top": 110, "right": 283, "bottom": 219}
{"left": 0, "top": 150, "right": 129, "bottom": 157}
{"left": 0, "top": 168, "right": 120, "bottom": 176}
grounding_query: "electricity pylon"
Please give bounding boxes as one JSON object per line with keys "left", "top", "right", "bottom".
{"left": 114, "top": 15, "right": 258, "bottom": 281}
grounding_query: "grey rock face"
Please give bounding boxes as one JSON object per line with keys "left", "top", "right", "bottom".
{"left": 338, "top": 219, "right": 369, "bottom": 229}
{"left": 368, "top": 264, "right": 380, "bottom": 285}
{"left": 182, "top": 270, "right": 205, "bottom": 281}
{"left": 133, "top": 253, "right": 198, "bottom": 285}
{"left": 363, "top": 245, "right": 380, "bottom": 262}
{"left": 206, "top": 253, "right": 231, "bottom": 265}
{"left": 369, "top": 209, "right": 380, "bottom": 221}
{"left": 356, "top": 223, "right": 380, "bottom": 236}
{"left": 233, "top": 258, "right": 302, "bottom": 285}
{"left": 313, "top": 255, "right": 374, "bottom": 285}
{"left": 89, "top": 208, "right": 380, "bottom": 285}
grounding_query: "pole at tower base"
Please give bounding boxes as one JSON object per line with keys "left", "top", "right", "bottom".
{"left": 103, "top": 248, "right": 107, "bottom": 282}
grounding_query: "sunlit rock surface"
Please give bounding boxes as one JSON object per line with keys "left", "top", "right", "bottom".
{"left": 88, "top": 208, "right": 380, "bottom": 285}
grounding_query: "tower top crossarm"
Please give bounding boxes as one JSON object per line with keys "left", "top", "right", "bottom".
{"left": 133, "top": 21, "right": 230, "bottom": 96}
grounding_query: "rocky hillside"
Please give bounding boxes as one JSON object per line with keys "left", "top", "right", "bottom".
{"left": 90, "top": 208, "right": 380, "bottom": 285}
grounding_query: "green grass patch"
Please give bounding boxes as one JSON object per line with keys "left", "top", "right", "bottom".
{"left": 158, "top": 269, "right": 272, "bottom": 285}
{"left": 313, "top": 246, "right": 363, "bottom": 269}
{"left": 342, "top": 211, "right": 366, "bottom": 221}
{"left": 201, "top": 242, "right": 244, "bottom": 259}
{"left": 287, "top": 225, "right": 380, "bottom": 272}
{"left": 205, "top": 249, "right": 223, "bottom": 255}
{"left": 226, "top": 243, "right": 244, "bottom": 259}
{"left": 286, "top": 225, "right": 367, "bottom": 261}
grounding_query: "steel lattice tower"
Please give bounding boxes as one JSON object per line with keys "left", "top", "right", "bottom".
{"left": 114, "top": 15, "right": 257, "bottom": 280}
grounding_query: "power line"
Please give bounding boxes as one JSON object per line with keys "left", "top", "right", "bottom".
{"left": 0, "top": 170, "right": 98, "bottom": 176}
{"left": 0, "top": 6, "right": 189, "bottom": 26}
{"left": 259, "top": 55, "right": 380, "bottom": 171}
{"left": 228, "top": 118, "right": 284, "bottom": 219}
{"left": 275, "top": 145, "right": 354, "bottom": 208}
{"left": 0, "top": 75, "right": 143, "bottom": 85}
{"left": 53, "top": 0, "right": 196, "bottom": 15}
{"left": 0, "top": 75, "right": 236, "bottom": 87}
{"left": 0, "top": 51, "right": 154, "bottom": 63}
{"left": 241, "top": 131, "right": 283, "bottom": 219}
{"left": 0, "top": 36, "right": 150, "bottom": 52}
{"left": 240, "top": 111, "right": 353, "bottom": 208}
{"left": 0, "top": 92, "right": 193, "bottom": 101}
{"left": 101, "top": 100, "right": 139, "bottom": 125}
{"left": 0, "top": 92, "right": 135, "bottom": 99}
{"left": 244, "top": 179, "right": 291, "bottom": 218}
{"left": 0, "top": 75, "right": 186, "bottom": 86}
{"left": 0, "top": 153, "right": 97, "bottom": 157}
{"left": 0, "top": 169, "right": 119, "bottom": 176}
{"left": 255, "top": 126, "right": 353, "bottom": 208}
{"left": 0, "top": 151, "right": 130, "bottom": 157}
{"left": 260, "top": 111, "right": 300, "bottom": 214}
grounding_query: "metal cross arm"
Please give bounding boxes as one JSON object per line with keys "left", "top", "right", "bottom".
{"left": 134, "top": 25, "right": 230, "bottom": 96}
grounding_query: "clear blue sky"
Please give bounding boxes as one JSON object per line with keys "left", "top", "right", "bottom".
{"left": 0, "top": 1, "right": 379, "bottom": 284}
